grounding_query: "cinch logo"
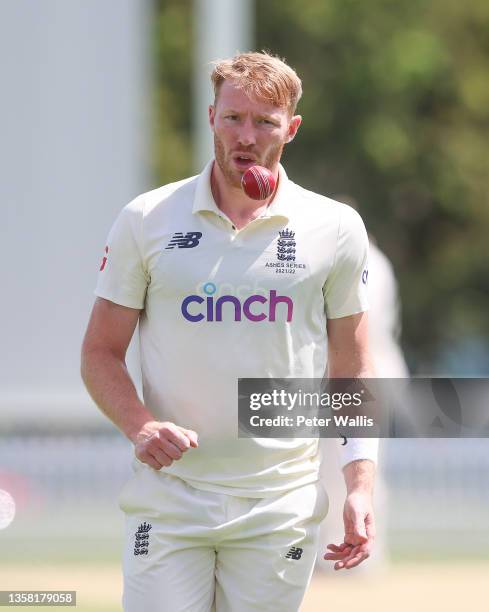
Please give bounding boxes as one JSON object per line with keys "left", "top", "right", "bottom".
{"left": 165, "top": 231, "right": 202, "bottom": 250}
{"left": 181, "top": 282, "right": 294, "bottom": 323}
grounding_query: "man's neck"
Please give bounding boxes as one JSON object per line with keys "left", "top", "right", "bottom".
{"left": 210, "top": 161, "right": 279, "bottom": 230}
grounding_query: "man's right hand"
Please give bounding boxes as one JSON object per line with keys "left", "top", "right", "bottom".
{"left": 132, "top": 421, "right": 199, "bottom": 470}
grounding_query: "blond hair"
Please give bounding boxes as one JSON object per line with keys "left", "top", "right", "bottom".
{"left": 211, "top": 51, "right": 302, "bottom": 115}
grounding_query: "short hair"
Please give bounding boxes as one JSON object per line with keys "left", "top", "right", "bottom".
{"left": 211, "top": 51, "right": 302, "bottom": 115}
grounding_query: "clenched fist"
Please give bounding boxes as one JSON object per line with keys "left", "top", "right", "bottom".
{"left": 133, "top": 421, "right": 199, "bottom": 470}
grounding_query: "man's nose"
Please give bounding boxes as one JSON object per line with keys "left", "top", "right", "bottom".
{"left": 237, "top": 118, "right": 256, "bottom": 147}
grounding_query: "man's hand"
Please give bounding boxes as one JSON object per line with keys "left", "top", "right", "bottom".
{"left": 323, "top": 491, "right": 375, "bottom": 570}
{"left": 133, "top": 421, "right": 199, "bottom": 470}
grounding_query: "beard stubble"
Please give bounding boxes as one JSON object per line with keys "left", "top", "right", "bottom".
{"left": 213, "top": 132, "right": 285, "bottom": 189}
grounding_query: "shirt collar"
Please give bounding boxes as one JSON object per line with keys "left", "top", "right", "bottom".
{"left": 192, "top": 159, "right": 292, "bottom": 221}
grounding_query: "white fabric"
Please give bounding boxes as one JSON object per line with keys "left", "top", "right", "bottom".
{"left": 367, "top": 241, "right": 409, "bottom": 378}
{"left": 95, "top": 160, "right": 371, "bottom": 496}
{"left": 334, "top": 242, "right": 408, "bottom": 467}
{"left": 335, "top": 437, "right": 379, "bottom": 469}
{"left": 120, "top": 463, "right": 329, "bottom": 612}
{"left": 318, "top": 240, "right": 408, "bottom": 572}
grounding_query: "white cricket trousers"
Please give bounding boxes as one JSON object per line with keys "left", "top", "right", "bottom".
{"left": 119, "top": 461, "right": 329, "bottom": 612}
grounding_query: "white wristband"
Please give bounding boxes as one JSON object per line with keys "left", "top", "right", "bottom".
{"left": 336, "top": 437, "right": 379, "bottom": 468}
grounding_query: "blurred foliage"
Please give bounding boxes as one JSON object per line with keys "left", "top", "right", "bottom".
{"left": 153, "top": 0, "right": 192, "bottom": 183}
{"left": 153, "top": 0, "right": 489, "bottom": 372}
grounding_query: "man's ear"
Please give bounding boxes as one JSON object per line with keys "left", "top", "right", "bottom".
{"left": 209, "top": 105, "right": 215, "bottom": 130}
{"left": 286, "top": 115, "right": 302, "bottom": 143}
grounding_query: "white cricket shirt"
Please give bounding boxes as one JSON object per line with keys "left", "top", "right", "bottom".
{"left": 95, "top": 160, "right": 374, "bottom": 497}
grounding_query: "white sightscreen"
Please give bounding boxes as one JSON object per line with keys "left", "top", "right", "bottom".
{"left": 0, "top": 0, "right": 150, "bottom": 425}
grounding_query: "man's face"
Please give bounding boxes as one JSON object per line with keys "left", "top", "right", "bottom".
{"left": 209, "top": 80, "right": 301, "bottom": 188}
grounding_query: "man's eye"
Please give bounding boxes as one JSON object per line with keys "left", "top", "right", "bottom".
{"left": 226, "top": 115, "right": 238, "bottom": 120}
{"left": 258, "top": 119, "right": 274, "bottom": 125}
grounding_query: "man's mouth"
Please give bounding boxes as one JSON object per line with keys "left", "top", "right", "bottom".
{"left": 232, "top": 154, "right": 258, "bottom": 170}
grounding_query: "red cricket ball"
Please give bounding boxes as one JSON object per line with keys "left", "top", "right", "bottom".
{"left": 241, "top": 165, "right": 277, "bottom": 200}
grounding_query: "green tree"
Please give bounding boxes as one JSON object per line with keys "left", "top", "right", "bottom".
{"left": 153, "top": 0, "right": 192, "bottom": 185}
{"left": 152, "top": 0, "right": 489, "bottom": 371}
{"left": 256, "top": 0, "right": 489, "bottom": 372}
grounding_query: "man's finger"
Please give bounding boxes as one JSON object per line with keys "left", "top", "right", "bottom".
{"left": 159, "top": 425, "right": 191, "bottom": 451}
{"left": 326, "top": 544, "right": 343, "bottom": 552}
{"left": 332, "top": 544, "right": 361, "bottom": 563}
{"left": 328, "top": 542, "right": 351, "bottom": 551}
{"left": 324, "top": 542, "right": 355, "bottom": 560}
{"left": 326, "top": 543, "right": 349, "bottom": 552}
{"left": 332, "top": 545, "right": 370, "bottom": 570}
{"left": 326, "top": 544, "right": 342, "bottom": 554}
{"left": 343, "top": 550, "right": 370, "bottom": 569}
{"left": 146, "top": 458, "right": 163, "bottom": 470}
{"left": 332, "top": 546, "right": 361, "bottom": 570}
{"left": 138, "top": 451, "right": 163, "bottom": 471}
{"left": 323, "top": 551, "right": 350, "bottom": 561}
{"left": 151, "top": 448, "right": 173, "bottom": 468}
{"left": 180, "top": 427, "right": 199, "bottom": 447}
{"left": 323, "top": 549, "right": 350, "bottom": 560}
{"left": 159, "top": 437, "right": 184, "bottom": 460}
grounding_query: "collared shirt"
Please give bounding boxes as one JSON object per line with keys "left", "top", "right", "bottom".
{"left": 94, "top": 160, "right": 371, "bottom": 497}
{"left": 192, "top": 159, "right": 294, "bottom": 221}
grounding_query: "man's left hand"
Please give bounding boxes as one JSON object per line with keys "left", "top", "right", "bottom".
{"left": 323, "top": 491, "right": 375, "bottom": 570}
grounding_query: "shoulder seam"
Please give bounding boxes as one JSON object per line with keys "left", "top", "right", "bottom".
{"left": 330, "top": 203, "right": 343, "bottom": 274}
{"left": 137, "top": 195, "right": 148, "bottom": 279}
{"left": 126, "top": 195, "right": 149, "bottom": 281}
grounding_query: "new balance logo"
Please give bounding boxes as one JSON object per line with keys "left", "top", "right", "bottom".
{"left": 285, "top": 546, "right": 303, "bottom": 560}
{"left": 165, "top": 231, "right": 203, "bottom": 250}
{"left": 134, "top": 521, "right": 152, "bottom": 556}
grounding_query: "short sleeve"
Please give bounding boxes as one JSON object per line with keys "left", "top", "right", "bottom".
{"left": 94, "top": 197, "right": 148, "bottom": 309}
{"left": 323, "top": 205, "right": 369, "bottom": 319}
